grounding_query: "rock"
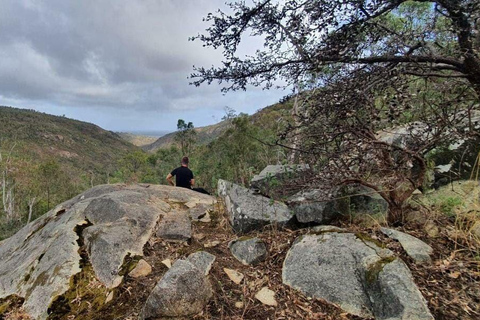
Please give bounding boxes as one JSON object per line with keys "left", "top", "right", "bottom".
{"left": 218, "top": 179, "right": 294, "bottom": 234}
{"left": 311, "top": 225, "right": 346, "bottom": 233}
{"left": 224, "top": 268, "right": 244, "bottom": 284}
{"left": 229, "top": 237, "right": 267, "bottom": 265}
{"left": 283, "top": 232, "right": 433, "bottom": 319}
{"left": 250, "top": 164, "right": 310, "bottom": 196}
{"left": 141, "top": 253, "right": 215, "bottom": 319}
{"left": 105, "top": 291, "right": 114, "bottom": 304}
{"left": 188, "top": 203, "right": 214, "bottom": 220}
{"left": 380, "top": 228, "right": 433, "bottom": 264}
{"left": 204, "top": 240, "right": 221, "bottom": 248}
{"left": 255, "top": 287, "right": 278, "bottom": 306}
{"left": 344, "top": 184, "right": 389, "bottom": 215}
{"left": 287, "top": 189, "right": 348, "bottom": 224}
{"left": 235, "top": 301, "right": 244, "bottom": 309}
{"left": 186, "top": 251, "right": 216, "bottom": 275}
{"left": 161, "top": 259, "right": 172, "bottom": 269}
{"left": 156, "top": 210, "right": 192, "bottom": 242}
{"left": 0, "top": 184, "right": 217, "bottom": 320}
{"left": 129, "top": 259, "right": 152, "bottom": 278}
{"left": 424, "top": 220, "right": 440, "bottom": 238}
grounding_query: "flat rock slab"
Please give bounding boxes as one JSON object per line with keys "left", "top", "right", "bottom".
{"left": 229, "top": 237, "right": 267, "bottom": 265}
{"left": 141, "top": 252, "right": 215, "bottom": 319}
{"left": 218, "top": 179, "right": 294, "bottom": 234}
{"left": 282, "top": 232, "right": 433, "bottom": 320}
{"left": 0, "top": 184, "right": 216, "bottom": 320}
{"left": 381, "top": 228, "right": 433, "bottom": 264}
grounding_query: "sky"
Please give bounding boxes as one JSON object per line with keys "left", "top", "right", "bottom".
{"left": 0, "top": 0, "right": 288, "bottom": 134}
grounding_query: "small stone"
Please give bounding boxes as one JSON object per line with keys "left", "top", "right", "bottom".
{"left": 129, "top": 259, "right": 152, "bottom": 278}
{"left": 255, "top": 287, "right": 277, "bottom": 306}
{"left": 235, "top": 301, "right": 244, "bottom": 309}
{"left": 199, "top": 212, "right": 211, "bottom": 223}
{"left": 224, "top": 268, "right": 244, "bottom": 284}
{"left": 424, "top": 220, "right": 439, "bottom": 238}
{"left": 162, "top": 259, "right": 172, "bottom": 269}
{"left": 105, "top": 291, "right": 114, "bottom": 303}
{"left": 194, "top": 233, "right": 206, "bottom": 241}
{"left": 229, "top": 237, "right": 267, "bottom": 265}
{"left": 204, "top": 240, "right": 221, "bottom": 248}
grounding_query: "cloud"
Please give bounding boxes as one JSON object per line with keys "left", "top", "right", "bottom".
{"left": 0, "top": 0, "right": 287, "bottom": 130}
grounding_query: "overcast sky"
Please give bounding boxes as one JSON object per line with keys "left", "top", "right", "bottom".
{"left": 0, "top": 0, "right": 287, "bottom": 133}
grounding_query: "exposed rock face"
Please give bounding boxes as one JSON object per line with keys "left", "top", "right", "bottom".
{"left": 141, "top": 252, "right": 215, "bottom": 319}
{"left": 229, "top": 237, "right": 267, "bottom": 265}
{"left": 287, "top": 189, "right": 348, "bottom": 224}
{"left": 218, "top": 179, "right": 294, "bottom": 234}
{"left": 381, "top": 228, "right": 433, "bottom": 264}
{"left": 282, "top": 232, "right": 433, "bottom": 320}
{"left": 0, "top": 184, "right": 216, "bottom": 320}
{"left": 250, "top": 164, "right": 310, "bottom": 196}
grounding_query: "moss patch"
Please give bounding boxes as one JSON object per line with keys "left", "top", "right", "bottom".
{"left": 355, "top": 232, "right": 386, "bottom": 248}
{"left": 365, "top": 256, "right": 396, "bottom": 284}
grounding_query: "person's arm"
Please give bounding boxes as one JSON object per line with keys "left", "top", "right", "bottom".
{"left": 166, "top": 173, "right": 174, "bottom": 186}
{"left": 190, "top": 178, "right": 195, "bottom": 187}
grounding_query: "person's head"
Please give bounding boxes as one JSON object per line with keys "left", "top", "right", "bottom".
{"left": 181, "top": 156, "right": 189, "bottom": 166}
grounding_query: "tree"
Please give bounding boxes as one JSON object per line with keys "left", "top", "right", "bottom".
{"left": 191, "top": 0, "right": 480, "bottom": 96}
{"left": 174, "top": 119, "right": 197, "bottom": 155}
{"left": 191, "top": 0, "right": 480, "bottom": 224}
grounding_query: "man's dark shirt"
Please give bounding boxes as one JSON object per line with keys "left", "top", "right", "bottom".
{"left": 170, "top": 166, "right": 194, "bottom": 189}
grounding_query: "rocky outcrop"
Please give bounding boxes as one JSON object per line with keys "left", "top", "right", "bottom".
{"left": 282, "top": 231, "right": 433, "bottom": 320}
{"left": 229, "top": 237, "right": 267, "bottom": 265}
{"left": 381, "top": 228, "right": 433, "bottom": 264}
{"left": 287, "top": 189, "right": 348, "bottom": 224}
{"left": 218, "top": 179, "right": 294, "bottom": 234}
{"left": 250, "top": 164, "right": 310, "bottom": 196}
{"left": 141, "top": 251, "right": 215, "bottom": 319}
{"left": 0, "top": 184, "right": 216, "bottom": 320}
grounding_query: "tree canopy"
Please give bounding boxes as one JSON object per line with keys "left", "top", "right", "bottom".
{"left": 191, "top": 0, "right": 480, "bottom": 96}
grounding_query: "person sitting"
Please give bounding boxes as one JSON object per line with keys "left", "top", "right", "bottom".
{"left": 166, "top": 156, "right": 194, "bottom": 189}
{"left": 166, "top": 157, "right": 211, "bottom": 195}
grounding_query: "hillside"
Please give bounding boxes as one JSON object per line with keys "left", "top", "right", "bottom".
{"left": 142, "top": 120, "right": 231, "bottom": 152}
{"left": 0, "top": 106, "right": 138, "bottom": 171}
{"left": 117, "top": 132, "right": 159, "bottom": 147}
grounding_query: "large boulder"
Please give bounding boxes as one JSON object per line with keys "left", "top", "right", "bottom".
{"left": 218, "top": 179, "right": 295, "bottom": 234}
{"left": 287, "top": 188, "right": 349, "bottom": 224}
{"left": 141, "top": 251, "right": 215, "bottom": 319}
{"left": 0, "top": 184, "right": 216, "bottom": 320}
{"left": 283, "top": 231, "right": 433, "bottom": 320}
{"left": 250, "top": 164, "right": 310, "bottom": 196}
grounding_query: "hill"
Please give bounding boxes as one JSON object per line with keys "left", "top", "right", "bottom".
{"left": 0, "top": 106, "right": 138, "bottom": 171}
{"left": 0, "top": 106, "right": 139, "bottom": 238}
{"left": 117, "top": 132, "right": 159, "bottom": 147}
{"left": 142, "top": 120, "right": 231, "bottom": 152}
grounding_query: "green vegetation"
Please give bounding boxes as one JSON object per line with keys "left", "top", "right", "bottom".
{"left": 0, "top": 106, "right": 138, "bottom": 239}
